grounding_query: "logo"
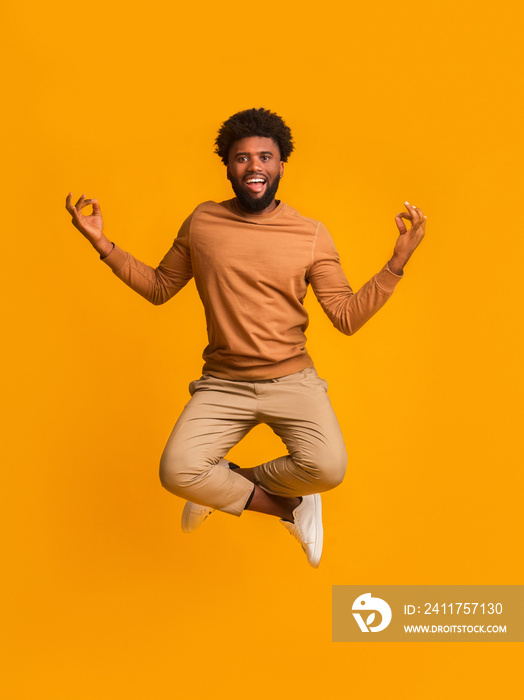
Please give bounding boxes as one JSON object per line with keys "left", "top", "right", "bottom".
{"left": 352, "top": 593, "right": 392, "bottom": 632}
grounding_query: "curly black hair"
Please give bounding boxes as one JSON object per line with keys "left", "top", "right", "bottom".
{"left": 215, "top": 108, "right": 294, "bottom": 165}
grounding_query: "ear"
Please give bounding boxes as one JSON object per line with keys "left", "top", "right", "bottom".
{"left": 226, "top": 165, "right": 231, "bottom": 181}
{"left": 279, "top": 161, "right": 284, "bottom": 179}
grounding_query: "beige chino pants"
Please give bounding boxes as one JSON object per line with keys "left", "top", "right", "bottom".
{"left": 159, "top": 367, "right": 348, "bottom": 516}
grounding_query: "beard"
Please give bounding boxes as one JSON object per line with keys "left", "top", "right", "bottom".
{"left": 229, "top": 174, "right": 282, "bottom": 213}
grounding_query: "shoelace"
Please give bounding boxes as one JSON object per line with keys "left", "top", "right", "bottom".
{"left": 284, "top": 522, "right": 305, "bottom": 547}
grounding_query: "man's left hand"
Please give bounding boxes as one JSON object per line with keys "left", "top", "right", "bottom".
{"left": 388, "top": 202, "right": 426, "bottom": 275}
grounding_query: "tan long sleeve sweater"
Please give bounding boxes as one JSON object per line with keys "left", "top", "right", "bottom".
{"left": 101, "top": 199, "right": 403, "bottom": 380}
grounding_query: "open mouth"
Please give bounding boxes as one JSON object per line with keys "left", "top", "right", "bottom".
{"left": 244, "top": 176, "right": 267, "bottom": 193}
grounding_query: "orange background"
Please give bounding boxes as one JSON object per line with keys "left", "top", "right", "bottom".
{"left": 2, "top": 0, "right": 523, "bottom": 697}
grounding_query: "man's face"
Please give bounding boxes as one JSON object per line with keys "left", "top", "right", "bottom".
{"left": 227, "top": 136, "right": 284, "bottom": 214}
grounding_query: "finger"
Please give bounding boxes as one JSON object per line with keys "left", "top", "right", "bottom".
{"left": 65, "top": 192, "right": 74, "bottom": 214}
{"left": 76, "top": 195, "right": 96, "bottom": 215}
{"left": 75, "top": 194, "right": 86, "bottom": 210}
{"left": 90, "top": 199, "right": 101, "bottom": 216}
{"left": 396, "top": 212, "right": 412, "bottom": 229}
{"left": 411, "top": 215, "right": 426, "bottom": 241}
{"left": 404, "top": 201, "right": 420, "bottom": 226}
{"left": 395, "top": 215, "right": 407, "bottom": 234}
{"left": 412, "top": 205, "right": 428, "bottom": 230}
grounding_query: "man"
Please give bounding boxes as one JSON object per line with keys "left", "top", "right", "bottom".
{"left": 66, "top": 107, "right": 425, "bottom": 568}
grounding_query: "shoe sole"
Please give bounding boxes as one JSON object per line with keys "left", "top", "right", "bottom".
{"left": 311, "top": 494, "right": 323, "bottom": 568}
{"left": 181, "top": 502, "right": 193, "bottom": 533}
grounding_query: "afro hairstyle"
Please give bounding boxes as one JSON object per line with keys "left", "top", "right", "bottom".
{"left": 215, "top": 107, "right": 294, "bottom": 165}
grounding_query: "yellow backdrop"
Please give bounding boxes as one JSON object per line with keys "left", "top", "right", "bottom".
{"left": 2, "top": 0, "right": 523, "bottom": 697}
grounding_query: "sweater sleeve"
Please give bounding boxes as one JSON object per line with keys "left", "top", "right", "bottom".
{"left": 100, "top": 214, "right": 193, "bottom": 305}
{"left": 307, "top": 222, "right": 403, "bottom": 335}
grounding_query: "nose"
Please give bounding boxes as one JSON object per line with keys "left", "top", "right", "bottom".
{"left": 247, "top": 157, "right": 263, "bottom": 172}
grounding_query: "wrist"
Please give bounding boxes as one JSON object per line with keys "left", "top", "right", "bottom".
{"left": 388, "top": 255, "right": 406, "bottom": 276}
{"left": 94, "top": 237, "right": 114, "bottom": 259}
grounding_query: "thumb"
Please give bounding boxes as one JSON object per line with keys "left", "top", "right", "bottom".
{"left": 395, "top": 215, "right": 407, "bottom": 235}
{"left": 90, "top": 199, "right": 102, "bottom": 216}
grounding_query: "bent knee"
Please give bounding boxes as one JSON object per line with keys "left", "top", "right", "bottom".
{"left": 297, "top": 446, "right": 347, "bottom": 491}
{"left": 159, "top": 450, "right": 197, "bottom": 495}
{"left": 320, "top": 454, "right": 347, "bottom": 490}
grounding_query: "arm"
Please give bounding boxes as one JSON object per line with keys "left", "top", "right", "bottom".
{"left": 65, "top": 193, "right": 193, "bottom": 305}
{"left": 308, "top": 202, "right": 426, "bottom": 335}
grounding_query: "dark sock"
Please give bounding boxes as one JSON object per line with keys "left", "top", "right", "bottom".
{"left": 228, "top": 461, "right": 240, "bottom": 470}
{"left": 281, "top": 497, "right": 302, "bottom": 523}
{"left": 244, "top": 485, "right": 256, "bottom": 510}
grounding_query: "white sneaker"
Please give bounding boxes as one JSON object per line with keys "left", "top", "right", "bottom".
{"left": 280, "top": 494, "right": 323, "bottom": 568}
{"left": 181, "top": 502, "right": 215, "bottom": 533}
{"left": 181, "top": 459, "right": 239, "bottom": 533}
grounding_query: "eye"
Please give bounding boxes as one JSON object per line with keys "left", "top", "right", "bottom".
{"left": 261, "top": 155, "right": 270, "bottom": 161}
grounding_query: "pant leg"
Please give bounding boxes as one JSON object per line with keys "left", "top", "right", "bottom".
{"left": 252, "top": 368, "right": 348, "bottom": 497}
{"left": 159, "top": 375, "right": 258, "bottom": 516}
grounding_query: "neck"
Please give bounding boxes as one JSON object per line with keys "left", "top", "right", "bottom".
{"left": 235, "top": 198, "right": 279, "bottom": 216}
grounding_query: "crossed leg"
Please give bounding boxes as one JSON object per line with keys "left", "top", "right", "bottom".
{"left": 159, "top": 369, "right": 347, "bottom": 519}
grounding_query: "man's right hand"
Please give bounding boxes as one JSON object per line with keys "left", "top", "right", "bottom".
{"left": 65, "top": 193, "right": 114, "bottom": 258}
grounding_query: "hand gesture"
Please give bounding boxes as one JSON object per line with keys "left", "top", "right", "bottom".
{"left": 66, "top": 193, "right": 113, "bottom": 257}
{"left": 389, "top": 202, "right": 426, "bottom": 274}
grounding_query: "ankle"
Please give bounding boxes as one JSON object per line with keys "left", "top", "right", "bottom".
{"left": 236, "top": 466, "right": 257, "bottom": 484}
{"left": 282, "top": 496, "right": 302, "bottom": 522}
